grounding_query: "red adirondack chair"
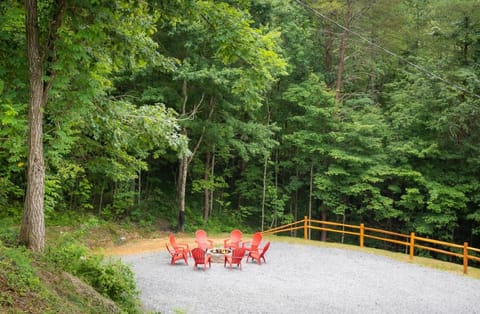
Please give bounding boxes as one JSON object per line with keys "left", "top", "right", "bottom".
{"left": 242, "top": 232, "right": 263, "bottom": 254}
{"left": 169, "top": 234, "right": 191, "bottom": 256}
{"left": 192, "top": 247, "right": 212, "bottom": 271}
{"left": 247, "top": 241, "right": 270, "bottom": 265}
{"left": 195, "top": 229, "right": 214, "bottom": 250}
{"left": 223, "top": 229, "right": 243, "bottom": 249}
{"left": 224, "top": 247, "right": 246, "bottom": 270}
{"left": 166, "top": 244, "right": 189, "bottom": 265}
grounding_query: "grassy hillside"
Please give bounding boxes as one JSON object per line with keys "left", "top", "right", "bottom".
{"left": 0, "top": 219, "right": 153, "bottom": 314}
{"left": 0, "top": 244, "right": 121, "bottom": 313}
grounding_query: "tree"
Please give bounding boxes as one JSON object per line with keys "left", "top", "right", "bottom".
{"left": 19, "top": 0, "right": 50, "bottom": 251}
{"left": 136, "top": 0, "right": 286, "bottom": 231}
{"left": 17, "top": 0, "right": 184, "bottom": 249}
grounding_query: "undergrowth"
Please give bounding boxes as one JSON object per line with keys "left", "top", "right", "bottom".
{"left": 0, "top": 218, "right": 145, "bottom": 314}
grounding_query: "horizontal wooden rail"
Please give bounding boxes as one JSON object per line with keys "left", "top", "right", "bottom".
{"left": 415, "top": 236, "right": 465, "bottom": 249}
{"left": 364, "top": 226, "right": 410, "bottom": 239}
{"left": 310, "top": 226, "right": 359, "bottom": 237}
{"left": 470, "top": 246, "right": 480, "bottom": 254}
{"left": 415, "top": 244, "right": 463, "bottom": 259}
{"left": 310, "top": 219, "right": 360, "bottom": 229}
{"left": 364, "top": 234, "right": 409, "bottom": 246}
{"left": 263, "top": 224, "right": 304, "bottom": 234}
{"left": 264, "top": 220, "right": 304, "bottom": 234}
{"left": 264, "top": 216, "right": 480, "bottom": 274}
{"left": 470, "top": 255, "right": 480, "bottom": 262}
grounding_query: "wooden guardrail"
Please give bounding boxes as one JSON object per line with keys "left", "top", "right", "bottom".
{"left": 263, "top": 216, "right": 480, "bottom": 274}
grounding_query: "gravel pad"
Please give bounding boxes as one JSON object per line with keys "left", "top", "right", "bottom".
{"left": 119, "top": 242, "right": 480, "bottom": 314}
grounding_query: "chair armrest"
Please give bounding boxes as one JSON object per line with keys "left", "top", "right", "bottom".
{"left": 175, "top": 242, "right": 190, "bottom": 249}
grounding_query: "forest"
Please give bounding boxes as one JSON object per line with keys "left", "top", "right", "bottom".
{"left": 1, "top": 0, "right": 480, "bottom": 251}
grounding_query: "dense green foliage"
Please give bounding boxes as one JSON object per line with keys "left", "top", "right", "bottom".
{"left": 0, "top": 221, "right": 141, "bottom": 313}
{"left": 1, "top": 0, "right": 480, "bottom": 248}
{"left": 44, "top": 234, "right": 139, "bottom": 312}
{"left": 0, "top": 244, "right": 134, "bottom": 313}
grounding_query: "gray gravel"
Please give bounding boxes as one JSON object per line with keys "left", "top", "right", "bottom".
{"left": 119, "top": 242, "right": 480, "bottom": 314}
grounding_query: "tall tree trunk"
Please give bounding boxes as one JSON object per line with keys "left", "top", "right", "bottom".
{"left": 335, "top": 0, "right": 352, "bottom": 102}
{"left": 177, "top": 80, "right": 189, "bottom": 231}
{"left": 178, "top": 155, "right": 188, "bottom": 232}
{"left": 20, "top": 0, "right": 45, "bottom": 252}
{"left": 308, "top": 162, "right": 313, "bottom": 240}
{"left": 261, "top": 104, "right": 271, "bottom": 231}
{"left": 261, "top": 156, "right": 268, "bottom": 232}
{"left": 209, "top": 148, "right": 215, "bottom": 217}
{"left": 325, "top": 22, "right": 334, "bottom": 87}
{"left": 335, "top": 30, "right": 348, "bottom": 102}
{"left": 320, "top": 204, "right": 327, "bottom": 242}
{"left": 137, "top": 170, "right": 141, "bottom": 206}
{"left": 177, "top": 83, "right": 211, "bottom": 230}
{"left": 293, "top": 168, "right": 299, "bottom": 237}
{"left": 203, "top": 152, "right": 211, "bottom": 222}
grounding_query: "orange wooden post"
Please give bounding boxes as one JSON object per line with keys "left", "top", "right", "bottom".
{"left": 409, "top": 232, "right": 415, "bottom": 261}
{"left": 304, "top": 216, "right": 308, "bottom": 240}
{"left": 463, "top": 242, "right": 469, "bottom": 275}
{"left": 359, "top": 223, "right": 364, "bottom": 248}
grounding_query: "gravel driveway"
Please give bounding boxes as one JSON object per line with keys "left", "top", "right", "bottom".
{"left": 120, "top": 242, "right": 480, "bottom": 314}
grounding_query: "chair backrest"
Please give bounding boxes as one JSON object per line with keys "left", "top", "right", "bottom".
{"left": 230, "top": 229, "right": 242, "bottom": 242}
{"left": 231, "top": 247, "right": 246, "bottom": 263}
{"left": 169, "top": 234, "right": 177, "bottom": 247}
{"left": 191, "top": 247, "right": 206, "bottom": 262}
{"left": 259, "top": 241, "right": 270, "bottom": 258}
{"left": 195, "top": 229, "right": 207, "bottom": 241}
{"left": 250, "top": 232, "right": 263, "bottom": 249}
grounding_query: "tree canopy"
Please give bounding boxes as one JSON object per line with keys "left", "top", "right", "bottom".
{"left": 1, "top": 0, "right": 480, "bottom": 251}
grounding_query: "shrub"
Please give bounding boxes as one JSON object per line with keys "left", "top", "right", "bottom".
{"left": 79, "top": 257, "right": 139, "bottom": 312}
{"left": 44, "top": 240, "right": 140, "bottom": 313}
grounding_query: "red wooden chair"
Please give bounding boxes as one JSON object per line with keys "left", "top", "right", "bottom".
{"left": 223, "top": 229, "right": 243, "bottom": 249}
{"left": 247, "top": 241, "right": 270, "bottom": 265}
{"left": 242, "top": 232, "right": 263, "bottom": 254}
{"left": 195, "top": 229, "right": 214, "bottom": 250}
{"left": 165, "top": 244, "right": 188, "bottom": 265}
{"left": 169, "top": 234, "right": 191, "bottom": 256}
{"left": 192, "top": 247, "right": 212, "bottom": 271}
{"left": 224, "top": 247, "right": 246, "bottom": 270}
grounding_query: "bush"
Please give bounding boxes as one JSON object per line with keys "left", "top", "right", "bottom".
{"left": 79, "top": 257, "right": 138, "bottom": 312}
{"left": 44, "top": 239, "right": 140, "bottom": 313}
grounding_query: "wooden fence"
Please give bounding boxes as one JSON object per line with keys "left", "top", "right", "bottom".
{"left": 263, "top": 216, "right": 480, "bottom": 274}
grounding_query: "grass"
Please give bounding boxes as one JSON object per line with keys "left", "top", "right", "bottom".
{"left": 0, "top": 219, "right": 152, "bottom": 314}
{"left": 0, "top": 243, "right": 123, "bottom": 314}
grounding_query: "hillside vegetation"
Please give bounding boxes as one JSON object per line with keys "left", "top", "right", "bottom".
{"left": 0, "top": 220, "right": 150, "bottom": 314}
